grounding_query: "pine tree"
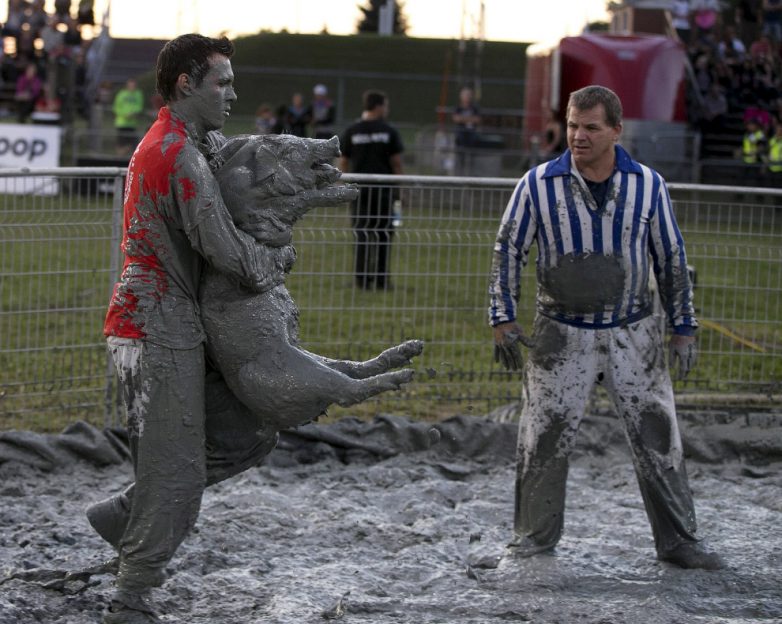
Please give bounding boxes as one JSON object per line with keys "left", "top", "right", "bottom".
{"left": 356, "top": 0, "right": 409, "bottom": 35}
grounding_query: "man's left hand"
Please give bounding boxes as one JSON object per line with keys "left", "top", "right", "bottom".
{"left": 669, "top": 334, "right": 697, "bottom": 380}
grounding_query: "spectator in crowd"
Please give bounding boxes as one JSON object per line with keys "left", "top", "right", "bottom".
{"left": 39, "top": 14, "right": 65, "bottom": 59}
{"left": 739, "top": 116, "right": 768, "bottom": 184}
{"left": 671, "top": 0, "right": 692, "bottom": 45}
{"left": 710, "top": 57, "right": 735, "bottom": 97}
{"left": 14, "top": 62, "right": 43, "bottom": 123}
{"left": 15, "top": 28, "right": 37, "bottom": 63}
{"left": 72, "top": 47, "right": 89, "bottom": 118}
{"left": 31, "top": 82, "right": 62, "bottom": 124}
{"left": 767, "top": 115, "right": 782, "bottom": 176}
{"left": 736, "top": 56, "right": 763, "bottom": 106}
{"left": 772, "top": 95, "right": 782, "bottom": 122}
{"left": 54, "top": 0, "right": 72, "bottom": 23}
{"left": 693, "top": 52, "right": 714, "bottom": 94}
{"left": 718, "top": 25, "right": 747, "bottom": 66}
{"left": 77, "top": 0, "right": 95, "bottom": 25}
{"left": 2, "top": 0, "right": 26, "bottom": 42}
{"left": 537, "top": 107, "right": 565, "bottom": 160}
{"left": 489, "top": 84, "right": 724, "bottom": 571}
{"left": 310, "top": 83, "right": 336, "bottom": 139}
{"left": 700, "top": 82, "right": 729, "bottom": 132}
{"left": 452, "top": 86, "right": 481, "bottom": 175}
{"left": 736, "top": 0, "right": 761, "bottom": 44}
{"left": 113, "top": 77, "right": 144, "bottom": 155}
{"left": 744, "top": 103, "right": 772, "bottom": 130}
{"left": 762, "top": 0, "right": 782, "bottom": 42}
{"left": 27, "top": 0, "right": 49, "bottom": 38}
{"left": 754, "top": 56, "right": 781, "bottom": 104}
{"left": 691, "top": 0, "right": 722, "bottom": 48}
{"left": 63, "top": 15, "right": 82, "bottom": 47}
{"left": 253, "top": 103, "right": 277, "bottom": 135}
{"left": 339, "top": 90, "right": 404, "bottom": 291}
{"left": 283, "top": 91, "right": 311, "bottom": 137}
{"left": 749, "top": 33, "right": 775, "bottom": 61}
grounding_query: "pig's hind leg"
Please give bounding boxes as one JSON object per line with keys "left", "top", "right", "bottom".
{"left": 231, "top": 343, "right": 416, "bottom": 428}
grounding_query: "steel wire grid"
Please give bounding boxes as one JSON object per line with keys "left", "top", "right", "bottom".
{"left": 0, "top": 169, "right": 780, "bottom": 430}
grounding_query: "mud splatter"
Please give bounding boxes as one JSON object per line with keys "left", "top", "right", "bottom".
{"left": 539, "top": 252, "right": 625, "bottom": 315}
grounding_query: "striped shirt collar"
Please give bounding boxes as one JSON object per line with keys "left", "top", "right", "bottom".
{"left": 541, "top": 144, "right": 644, "bottom": 179}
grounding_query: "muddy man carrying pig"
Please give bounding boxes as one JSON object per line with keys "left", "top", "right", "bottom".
{"left": 90, "top": 33, "right": 421, "bottom": 624}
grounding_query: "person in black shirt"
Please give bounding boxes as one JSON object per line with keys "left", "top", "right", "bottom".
{"left": 339, "top": 90, "right": 404, "bottom": 290}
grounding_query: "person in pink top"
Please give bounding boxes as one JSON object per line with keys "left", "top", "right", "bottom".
{"left": 14, "top": 63, "right": 43, "bottom": 123}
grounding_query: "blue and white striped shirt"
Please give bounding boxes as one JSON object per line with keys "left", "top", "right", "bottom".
{"left": 488, "top": 145, "right": 697, "bottom": 335}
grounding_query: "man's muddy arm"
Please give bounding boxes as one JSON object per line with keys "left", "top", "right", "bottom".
{"left": 176, "top": 149, "right": 293, "bottom": 292}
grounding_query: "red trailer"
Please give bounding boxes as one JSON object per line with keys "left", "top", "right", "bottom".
{"left": 524, "top": 33, "right": 692, "bottom": 180}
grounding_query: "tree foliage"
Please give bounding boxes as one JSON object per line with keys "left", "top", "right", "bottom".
{"left": 356, "top": 0, "right": 409, "bottom": 35}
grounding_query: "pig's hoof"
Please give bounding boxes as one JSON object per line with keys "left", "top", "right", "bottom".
{"left": 382, "top": 340, "right": 424, "bottom": 368}
{"left": 390, "top": 368, "right": 415, "bottom": 388}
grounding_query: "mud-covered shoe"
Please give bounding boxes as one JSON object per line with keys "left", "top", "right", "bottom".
{"left": 506, "top": 535, "right": 555, "bottom": 558}
{"left": 86, "top": 494, "right": 130, "bottom": 551}
{"left": 658, "top": 541, "right": 725, "bottom": 570}
{"left": 103, "top": 590, "right": 160, "bottom": 624}
{"left": 103, "top": 605, "right": 160, "bottom": 624}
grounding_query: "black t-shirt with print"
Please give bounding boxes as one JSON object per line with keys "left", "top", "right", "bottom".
{"left": 341, "top": 118, "right": 404, "bottom": 174}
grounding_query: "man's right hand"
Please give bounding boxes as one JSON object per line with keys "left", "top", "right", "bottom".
{"left": 248, "top": 244, "right": 296, "bottom": 293}
{"left": 492, "top": 321, "right": 534, "bottom": 371}
{"left": 276, "top": 244, "right": 297, "bottom": 273}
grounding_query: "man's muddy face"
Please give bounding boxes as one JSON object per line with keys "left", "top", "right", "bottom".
{"left": 190, "top": 54, "right": 237, "bottom": 133}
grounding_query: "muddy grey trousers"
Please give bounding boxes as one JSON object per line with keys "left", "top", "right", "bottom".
{"left": 514, "top": 314, "right": 699, "bottom": 555}
{"left": 106, "top": 338, "right": 277, "bottom": 593}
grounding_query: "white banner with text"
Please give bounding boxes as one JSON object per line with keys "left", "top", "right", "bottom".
{"left": 0, "top": 123, "right": 62, "bottom": 195}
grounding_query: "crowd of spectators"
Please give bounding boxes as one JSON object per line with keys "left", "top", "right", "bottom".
{"left": 681, "top": 0, "right": 781, "bottom": 174}
{"left": 0, "top": 0, "right": 94, "bottom": 123}
{"left": 253, "top": 84, "right": 336, "bottom": 138}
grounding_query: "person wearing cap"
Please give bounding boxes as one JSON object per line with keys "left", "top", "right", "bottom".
{"left": 311, "top": 83, "right": 336, "bottom": 139}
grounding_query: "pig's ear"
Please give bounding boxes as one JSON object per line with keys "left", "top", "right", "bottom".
{"left": 251, "top": 143, "right": 280, "bottom": 186}
{"left": 213, "top": 134, "right": 256, "bottom": 170}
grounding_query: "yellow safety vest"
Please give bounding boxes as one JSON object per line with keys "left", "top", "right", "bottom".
{"left": 742, "top": 130, "right": 765, "bottom": 164}
{"left": 769, "top": 136, "right": 782, "bottom": 173}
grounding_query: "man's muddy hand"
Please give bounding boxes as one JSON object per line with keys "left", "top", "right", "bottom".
{"left": 492, "top": 321, "right": 534, "bottom": 371}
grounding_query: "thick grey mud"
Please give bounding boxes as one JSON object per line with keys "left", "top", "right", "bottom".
{"left": 1, "top": 413, "right": 781, "bottom": 623}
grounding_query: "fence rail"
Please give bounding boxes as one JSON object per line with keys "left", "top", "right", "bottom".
{"left": 0, "top": 168, "right": 780, "bottom": 431}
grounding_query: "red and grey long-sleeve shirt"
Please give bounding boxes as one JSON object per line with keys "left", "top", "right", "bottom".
{"left": 104, "top": 107, "right": 282, "bottom": 348}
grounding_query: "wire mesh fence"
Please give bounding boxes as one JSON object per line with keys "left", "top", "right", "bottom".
{"left": 0, "top": 169, "right": 780, "bottom": 431}
{"left": 0, "top": 168, "right": 124, "bottom": 431}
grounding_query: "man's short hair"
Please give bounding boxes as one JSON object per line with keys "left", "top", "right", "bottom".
{"left": 567, "top": 85, "right": 623, "bottom": 127}
{"left": 363, "top": 90, "right": 387, "bottom": 112}
{"left": 156, "top": 33, "right": 235, "bottom": 103}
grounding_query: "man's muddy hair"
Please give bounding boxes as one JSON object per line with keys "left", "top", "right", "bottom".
{"left": 567, "top": 85, "right": 623, "bottom": 127}
{"left": 156, "top": 33, "right": 235, "bottom": 103}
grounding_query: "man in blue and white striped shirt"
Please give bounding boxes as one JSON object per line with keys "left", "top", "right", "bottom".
{"left": 488, "top": 85, "right": 723, "bottom": 570}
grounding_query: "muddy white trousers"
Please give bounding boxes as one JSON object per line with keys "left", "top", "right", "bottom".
{"left": 514, "top": 314, "right": 699, "bottom": 554}
{"left": 107, "top": 337, "right": 276, "bottom": 593}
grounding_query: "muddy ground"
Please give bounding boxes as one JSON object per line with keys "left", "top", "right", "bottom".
{"left": 0, "top": 412, "right": 780, "bottom": 624}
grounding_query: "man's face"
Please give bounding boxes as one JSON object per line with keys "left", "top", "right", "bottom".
{"left": 190, "top": 54, "right": 237, "bottom": 133}
{"left": 566, "top": 104, "right": 621, "bottom": 174}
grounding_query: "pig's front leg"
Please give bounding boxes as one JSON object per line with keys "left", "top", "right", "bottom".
{"left": 303, "top": 340, "right": 424, "bottom": 380}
